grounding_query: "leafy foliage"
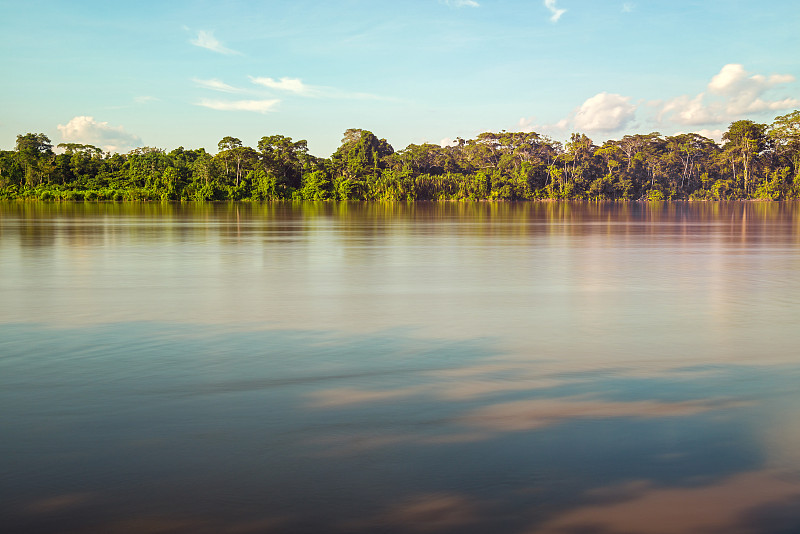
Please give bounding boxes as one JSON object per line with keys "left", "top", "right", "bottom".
{"left": 3, "top": 113, "right": 800, "bottom": 201}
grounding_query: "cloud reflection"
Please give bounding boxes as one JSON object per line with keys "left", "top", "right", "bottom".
{"left": 25, "top": 492, "right": 94, "bottom": 514}
{"left": 461, "top": 396, "right": 750, "bottom": 433}
{"left": 307, "top": 385, "right": 427, "bottom": 407}
{"left": 306, "top": 356, "right": 746, "bottom": 415}
{"left": 78, "top": 516, "right": 288, "bottom": 534}
{"left": 309, "top": 395, "right": 749, "bottom": 457}
{"left": 533, "top": 470, "right": 800, "bottom": 534}
{"left": 345, "top": 493, "right": 481, "bottom": 532}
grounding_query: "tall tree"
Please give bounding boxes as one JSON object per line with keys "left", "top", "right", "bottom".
{"left": 216, "top": 136, "right": 255, "bottom": 187}
{"left": 559, "top": 133, "right": 601, "bottom": 197}
{"left": 663, "top": 133, "right": 717, "bottom": 194}
{"left": 723, "top": 120, "right": 767, "bottom": 194}
{"left": 15, "top": 133, "right": 54, "bottom": 185}
{"left": 768, "top": 110, "right": 800, "bottom": 181}
{"left": 126, "top": 147, "right": 170, "bottom": 188}
{"left": 257, "top": 134, "right": 309, "bottom": 190}
{"left": 330, "top": 129, "right": 393, "bottom": 182}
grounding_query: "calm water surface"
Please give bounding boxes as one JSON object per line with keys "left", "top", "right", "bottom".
{"left": 2, "top": 201, "right": 800, "bottom": 533}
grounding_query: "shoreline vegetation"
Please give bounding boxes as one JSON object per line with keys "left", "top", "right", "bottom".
{"left": 2, "top": 112, "right": 799, "bottom": 202}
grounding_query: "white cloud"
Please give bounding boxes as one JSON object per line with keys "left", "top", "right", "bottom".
{"left": 192, "top": 77, "right": 242, "bottom": 93}
{"left": 133, "top": 96, "right": 158, "bottom": 104}
{"left": 708, "top": 63, "right": 799, "bottom": 115}
{"left": 196, "top": 98, "right": 279, "bottom": 113}
{"left": 695, "top": 129, "right": 724, "bottom": 143}
{"left": 517, "top": 116, "right": 568, "bottom": 135}
{"left": 658, "top": 93, "right": 721, "bottom": 126}
{"left": 518, "top": 117, "right": 536, "bottom": 132}
{"left": 248, "top": 75, "right": 395, "bottom": 102}
{"left": 189, "top": 30, "right": 240, "bottom": 55}
{"left": 514, "top": 117, "right": 570, "bottom": 140}
{"left": 622, "top": 2, "right": 635, "bottom": 13}
{"left": 573, "top": 92, "right": 637, "bottom": 132}
{"left": 249, "top": 76, "right": 310, "bottom": 95}
{"left": 442, "top": 0, "right": 480, "bottom": 7}
{"left": 544, "top": 0, "right": 566, "bottom": 22}
{"left": 552, "top": 118, "right": 569, "bottom": 131}
{"left": 658, "top": 64, "right": 799, "bottom": 126}
{"left": 57, "top": 116, "right": 142, "bottom": 153}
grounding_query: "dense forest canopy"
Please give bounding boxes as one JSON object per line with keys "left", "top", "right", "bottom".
{"left": 2, "top": 112, "right": 799, "bottom": 201}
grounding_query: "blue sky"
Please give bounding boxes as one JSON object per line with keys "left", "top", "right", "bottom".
{"left": 1, "top": 0, "right": 798, "bottom": 157}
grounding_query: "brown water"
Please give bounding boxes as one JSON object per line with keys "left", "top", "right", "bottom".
{"left": 2, "top": 201, "right": 800, "bottom": 533}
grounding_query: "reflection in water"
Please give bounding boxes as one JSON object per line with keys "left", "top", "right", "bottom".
{"left": 460, "top": 396, "right": 750, "bottom": 433}
{"left": 536, "top": 470, "right": 800, "bottom": 534}
{"left": 2, "top": 201, "right": 800, "bottom": 533}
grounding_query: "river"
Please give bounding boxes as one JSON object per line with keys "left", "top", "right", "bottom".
{"left": 2, "top": 201, "right": 800, "bottom": 533}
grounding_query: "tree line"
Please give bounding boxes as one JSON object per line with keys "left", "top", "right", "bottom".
{"left": 1, "top": 112, "right": 799, "bottom": 202}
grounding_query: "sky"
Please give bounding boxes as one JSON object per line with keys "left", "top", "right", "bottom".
{"left": 1, "top": 0, "right": 799, "bottom": 157}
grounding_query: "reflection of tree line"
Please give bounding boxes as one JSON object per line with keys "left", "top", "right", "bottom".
{"left": 2, "top": 114, "right": 799, "bottom": 201}
{"left": 4, "top": 201, "right": 799, "bottom": 250}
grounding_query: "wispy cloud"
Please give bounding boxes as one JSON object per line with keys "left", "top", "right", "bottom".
{"left": 189, "top": 30, "right": 240, "bottom": 55}
{"left": 622, "top": 2, "right": 635, "bottom": 13}
{"left": 57, "top": 116, "right": 142, "bottom": 153}
{"left": 133, "top": 96, "right": 158, "bottom": 104}
{"left": 544, "top": 0, "right": 566, "bottom": 22}
{"left": 249, "top": 76, "right": 311, "bottom": 95}
{"left": 190, "top": 75, "right": 394, "bottom": 112}
{"left": 442, "top": 0, "right": 480, "bottom": 7}
{"left": 196, "top": 98, "right": 279, "bottom": 113}
{"left": 192, "top": 77, "right": 242, "bottom": 93}
{"left": 249, "top": 75, "right": 396, "bottom": 102}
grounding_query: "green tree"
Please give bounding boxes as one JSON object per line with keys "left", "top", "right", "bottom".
{"left": 0, "top": 150, "right": 23, "bottom": 188}
{"left": 57, "top": 143, "right": 103, "bottom": 157}
{"left": 257, "top": 134, "right": 309, "bottom": 191}
{"left": 189, "top": 151, "right": 222, "bottom": 200}
{"left": 216, "top": 136, "right": 255, "bottom": 187}
{"left": 768, "top": 110, "right": 800, "bottom": 191}
{"left": 126, "top": 147, "right": 170, "bottom": 189}
{"left": 723, "top": 120, "right": 767, "bottom": 195}
{"left": 15, "top": 133, "right": 54, "bottom": 186}
{"left": 559, "top": 133, "right": 601, "bottom": 198}
{"left": 330, "top": 129, "right": 394, "bottom": 181}
{"left": 663, "top": 133, "right": 717, "bottom": 196}
{"left": 299, "top": 170, "right": 333, "bottom": 200}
